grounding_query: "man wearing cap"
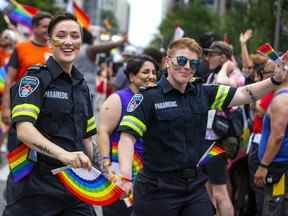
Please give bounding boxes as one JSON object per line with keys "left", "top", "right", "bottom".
{"left": 204, "top": 41, "right": 245, "bottom": 216}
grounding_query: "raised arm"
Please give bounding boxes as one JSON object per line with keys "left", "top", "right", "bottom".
{"left": 229, "top": 64, "right": 287, "bottom": 107}
{"left": 86, "top": 35, "right": 127, "bottom": 61}
{"left": 240, "top": 29, "right": 253, "bottom": 74}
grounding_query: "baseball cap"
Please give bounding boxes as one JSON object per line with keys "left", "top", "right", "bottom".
{"left": 204, "top": 41, "right": 233, "bottom": 58}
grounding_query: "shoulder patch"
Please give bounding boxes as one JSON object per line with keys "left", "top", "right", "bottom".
{"left": 19, "top": 76, "right": 40, "bottom": 97}
{"left": 127, "top": 94, "right": 143, "bottom": 112}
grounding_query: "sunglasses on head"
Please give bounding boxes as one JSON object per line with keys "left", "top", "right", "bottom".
{"left": 171, "top": 56, "right": 200, "bottom": 71}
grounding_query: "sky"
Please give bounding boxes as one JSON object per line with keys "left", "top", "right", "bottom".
{"left": 128, "top": 0, "right": 162, "bottom": 48}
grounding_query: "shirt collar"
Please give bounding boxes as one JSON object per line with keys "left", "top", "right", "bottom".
{"left": 46, "top": 56, "right": 84, "bottom": 85}
{"left": 158, "top": 75, "right": 195, "bottom": 94}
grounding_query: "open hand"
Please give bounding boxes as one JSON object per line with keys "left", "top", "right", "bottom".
{"left": 240, "top": 29, "right": 253, "bottom": 44}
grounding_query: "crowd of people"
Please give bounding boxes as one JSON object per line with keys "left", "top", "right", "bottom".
{"left": 0, "top": 11, "right": 287, "bottom": 216}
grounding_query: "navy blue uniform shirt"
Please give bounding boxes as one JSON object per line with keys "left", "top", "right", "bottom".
{"left": 119, "top": 75, "right": 236, "bottom": 174}
{"left": 11, "top": 56, "right": 96, "bottom": 167}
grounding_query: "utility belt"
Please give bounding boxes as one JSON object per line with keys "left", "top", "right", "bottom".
{"left": 143, "top": 168, "right": 198, "bottom": 179}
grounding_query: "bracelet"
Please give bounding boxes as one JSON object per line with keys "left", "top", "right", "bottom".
{"left": 259, "top": 162, "right": 269, "bottom": 169}
{"left": 120, "top": 175, "right": 132, "bottom": 182}
{"left": 270, "top": 76, "right": 282, "bottom": 85}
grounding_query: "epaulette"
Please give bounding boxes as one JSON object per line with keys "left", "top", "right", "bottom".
{"left": 27, "top": 64, "right": 47, "bottom": 71}
{"left": 139, "top": 83, "right": 158, "bottom": 92}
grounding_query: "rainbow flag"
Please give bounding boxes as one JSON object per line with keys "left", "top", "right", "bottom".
{"left": 7, "top": 143, "right": 34, "bottom": 182}
{"left": 52, "top": 166, "right": 124, "bottom": 206}
{"left": 256, "top": 43, "right": 280, "bottom": 63}
{"left": 0, "top": 66, "right": 6, "bottom": 94}
{"left": 111, "top": 141, "right": 143, "bottom": 178}
{"left": 197, "top": 142, "right": 225, "bottom": 167}
{"left": 6, "top": 0, "right": 34, "bottom": 29}
{"left": 67, "top": 1, "right": 90, "bottom": 29}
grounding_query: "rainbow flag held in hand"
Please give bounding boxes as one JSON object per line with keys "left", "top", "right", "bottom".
{"left": 197, "top": 142, "right": 225, "bottom": 167}
{"left": 7, "top": 143, "right": 34, "bottom": 182}
{"left": 256, "top": 43, "right": 281, "bottom": 63}
{"left": 52, "top": 166, "right": 124, "bottom": 206}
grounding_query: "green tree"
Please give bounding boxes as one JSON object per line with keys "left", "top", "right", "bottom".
{"left": 154, "top": 0, "right": 288, "bottom": 55}
{"left": 222, "top": 0, "right": 276, "bottom": 54}
{"left": 16, "top": 0, "right": 62, "bottom": 14}
{"left": 150, "top": 0, "right": 220, "bottom": 49}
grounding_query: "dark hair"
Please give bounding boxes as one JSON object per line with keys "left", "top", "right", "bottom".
{"left": 48, "top": 13, "right": 80, "bottom": 37}
{"left": 124, "top": 55, "right": 159, "bottom": 81}
{"left": 32, "top": 12, "right": 52, "bottom": 27}
{"left": 143, "top": 47, "right": 164, "bottom": 66}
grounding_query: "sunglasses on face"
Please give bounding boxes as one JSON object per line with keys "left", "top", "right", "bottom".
{"left": 171, "top": 56, "right": 200, "bottom": 71}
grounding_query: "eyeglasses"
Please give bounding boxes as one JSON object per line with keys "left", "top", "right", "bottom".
{"left": 170, "top": 56, "right": 200, "bottom": 71}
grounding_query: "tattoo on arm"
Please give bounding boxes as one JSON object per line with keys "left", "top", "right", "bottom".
{"left": 246, "top": 87, "right": 257, "bottom": 101}
{"left": 31, "top": 142, "right": 52, "bottom": 157}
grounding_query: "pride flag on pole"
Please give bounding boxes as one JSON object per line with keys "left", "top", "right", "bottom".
{"left": 66, "top": 0, "right": 90, "bottom": 29}
{"left": 256, "top": 43, "right": 281, "bottom": 63}
{"left": 0, "top": 0, "right": 39, "bottom": 29}
{"left": 197, "top": 142, "right": 225, "bottom": 167}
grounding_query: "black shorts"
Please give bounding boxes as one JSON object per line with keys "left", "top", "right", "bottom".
{"left": 205, "top": 156, "right": 228, "bottom": 185}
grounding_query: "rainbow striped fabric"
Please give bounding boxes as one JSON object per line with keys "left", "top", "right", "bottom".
{"left": 197, "top": 142, "right": 225, "bottom": 167}
{"left": 7, "top": 0, "right": 34, "bottom": 29}
{"left": 52, "top": 166, "right": 124, "bottom": 206}
{"left": 0, "top": 67, "right": 6, "bottom": 94}
{"left": 256, "top": 43, "right": 280, "bottom": 63}
{"left": 7, "top": 143, "right": 34, "bottom": 182}
{"left": 111, "top": 141, "right": 143, "bottom": 178}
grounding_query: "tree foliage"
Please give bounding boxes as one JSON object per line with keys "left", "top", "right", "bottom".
{"left": 153, "top": 0, "right": 288, "bottom": 55}
{"left": 151, "top": 0, "right": 219, "bottom": 49}
{"left": 16, "top": 0, "right": 62, "bottom": 14}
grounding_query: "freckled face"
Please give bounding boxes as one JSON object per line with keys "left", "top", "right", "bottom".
{"left": 167, "top": 48, "right": 198, "bottom": 86}
{"left": 49, "top": 20, "right": 82, "bottom": 64}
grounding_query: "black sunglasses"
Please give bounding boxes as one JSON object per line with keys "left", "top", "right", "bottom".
{"left": 171, "top": 56, "right": 200, "bottom": 71}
